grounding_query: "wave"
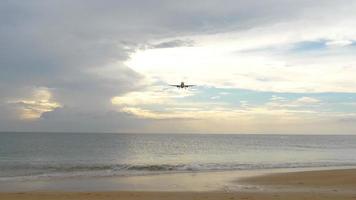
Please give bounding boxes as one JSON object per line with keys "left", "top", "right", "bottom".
{"left": 1, "top": 162, "right": 356, "bottom": 181}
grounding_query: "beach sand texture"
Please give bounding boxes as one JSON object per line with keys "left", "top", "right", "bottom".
{"left": 1, "top": 168, "right": 356, "bottom": 200}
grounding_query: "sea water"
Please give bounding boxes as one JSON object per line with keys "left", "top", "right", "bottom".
{"left": 1, "top": 132, "right": 356, "bottom": 181}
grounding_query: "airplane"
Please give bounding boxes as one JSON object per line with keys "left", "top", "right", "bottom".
{"left": 169, "top": 82, "right": 195, "bottom": 89}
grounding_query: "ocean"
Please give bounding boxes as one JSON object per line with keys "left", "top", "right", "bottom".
{"left": 1, "top": 132, "right": 356, "bottom": 181}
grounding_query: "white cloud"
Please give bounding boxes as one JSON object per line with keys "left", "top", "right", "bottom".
{"left": 114, "top": 90, "right": 319, "bottom": 121}
{"left": 210, "top": 96, "right": 220, "bottom": 100}
{"left": 267, "top": 96, "right": 321, "bottom": 109}
{"left": 126, "top": 40, "right": 356, "bottom": 92}
{"left": 126, "top": 3, "right": 356, "bottom": 93}
{"left": 111, "top": 86, "right": 196, "bottom": 106}
{"left": 326, "top": 40, "right": 354, "bottom": 47}
{"left": 7, "top": 87, "right": 61, "bottom": 120}
{"left": 270, "top": 95, "right": 287, "bottom": 102}
{"left": 296, "top": 97, "right": 320, "bottom": 104}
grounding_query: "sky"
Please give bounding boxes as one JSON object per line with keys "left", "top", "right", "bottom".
{"left": 1, "top": 0, "right": 356, "bottom": 134}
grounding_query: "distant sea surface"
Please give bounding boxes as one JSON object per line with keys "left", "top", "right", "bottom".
{"left": 1, "top": 132, "right": 356, "bottom": 181}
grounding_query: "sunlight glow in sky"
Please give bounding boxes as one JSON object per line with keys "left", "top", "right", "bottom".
{"left": 1, "top": 0, "right": 356, "bottom": 134}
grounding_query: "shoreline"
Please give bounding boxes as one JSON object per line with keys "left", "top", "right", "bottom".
{"left": 1, "top": 167, "right": 356, "bottom": 199}
{"left": 1, "top": 191, "right": 355, "bottom": 200}
{"left": 1, "top": 166, "right": 355, "bottom": 192}
{"left": 2, "top": 164, "right": 355, "bottom": 181}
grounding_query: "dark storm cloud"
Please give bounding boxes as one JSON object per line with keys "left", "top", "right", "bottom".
{"left": 37, "top": 108, "right": 148, "bottom": 133}
{"left": 0, "top": 0, "right": 347, "bottom": 132}
{"left": 0, "top": 107, "right": 148, "bottom": 133}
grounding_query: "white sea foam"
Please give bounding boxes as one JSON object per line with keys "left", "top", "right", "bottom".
{"left": 1, "top": 162, "right": 356, "bottom": 181}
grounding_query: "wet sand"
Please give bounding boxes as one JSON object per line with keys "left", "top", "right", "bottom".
{"left": 1, "top": 191, "right": 356, "bottom": 200}
{"left": 241, "top": 168, "right": 356, "bottom": 187}
{"left": 1, "top": 168, "right": 356, "bottom": 200}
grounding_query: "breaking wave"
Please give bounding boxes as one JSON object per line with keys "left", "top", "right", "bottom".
{"left": 1, "top": 161, "right": 356, "bottom": 181}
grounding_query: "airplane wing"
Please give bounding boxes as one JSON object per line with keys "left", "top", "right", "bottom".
{"left": 169, "top": 85, "right": 180, "bottom": 88}
{"left": 184, "top": 85, "right": 195, "bottom": 87}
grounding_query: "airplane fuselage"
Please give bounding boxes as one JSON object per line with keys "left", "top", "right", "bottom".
{"left": 180, "top": 82, "right": 185, "bottom": 88}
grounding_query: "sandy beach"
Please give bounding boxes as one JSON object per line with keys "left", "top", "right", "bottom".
{"left": 1, "top": 168, "right": 356, "bottom": 200}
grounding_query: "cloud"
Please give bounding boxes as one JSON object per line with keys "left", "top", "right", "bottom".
{"left": 114, "top": 90, "right": 318, "bottom": 121}
{"left": 110, "top": 87, "right": 334, "bottom": 134}
{"left": 270, "top": 95, "right": 287, "bottom": 102}
{"left": 210, "top": 96, "right": 220, "bottom": 100}
{"left": 266, "top": 96, "right": 321, "bottom": 109}
{"left": 296, "top": 97, "right": 320, "bottom": 104}
{"left": 111, "top": 86, "right": 196, "bottom": 106}
{"left": 127, "top": 24, "right": 356, "bottom": 93}
{"left": 326, "top": 40, "right": 354, "bottom": 47}
{"left": 149, "top": 39, "right": 195, "bottom": 49}
{"left": 7, "top": 87, "right": 61, "bottom": 120}
{"left": 1, "top": 0, "right": 356, "bottom": 133}
{"left": 338, "top": 116, "right": 356, "bottom": 123}
{"left": 125, "top": 0, "right": 356, "bottom": 93}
